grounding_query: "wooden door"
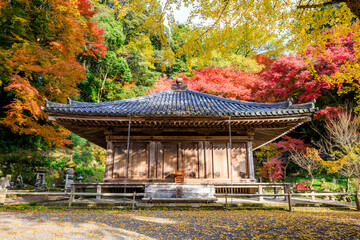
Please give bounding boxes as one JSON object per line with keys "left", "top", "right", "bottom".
{"left": 182, "top": 142, "right": 199, "bottom": 178}
{"left": 231, "top": 143, "right": 248, "bottom": 178}
{"left": 212, "top": 142, "right": 228, "bottom": 178}
{"left": 155, "top": 142, "right": 164, "bottom": 179}
{"left": 163, "top": 142, "right": 178, "bottom": 179}
{"left": 113, "top": 143, "right": 127, "bottom": 178}
{"left": 130, "top": 142, "right": 148, "bottom": 179}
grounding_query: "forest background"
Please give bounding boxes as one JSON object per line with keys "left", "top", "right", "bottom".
{"left": 1, "top": 0, "right": 360, "bottom": 191}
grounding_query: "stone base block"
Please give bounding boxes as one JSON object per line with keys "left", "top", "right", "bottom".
{"left": 142, "top": 198, "right": 217, "bottom": 203}
{"left": 144, "top": 183, "right": 215, "bottom": 200}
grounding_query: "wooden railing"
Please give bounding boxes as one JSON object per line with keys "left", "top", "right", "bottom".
{"left": 0, "top": 189, "right": 144, "bottom": 211}
{"left": 1, "top": 188, "right": 359, "bottom": 212}
{"left": 215, "top": 190, "right": 360, "bottom": 211}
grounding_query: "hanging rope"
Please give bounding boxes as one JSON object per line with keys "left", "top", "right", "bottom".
{"left": 124, "top": 117, "right": 131, "bottom": 196}
{"left": 229, "top": 117, "right": 233, "bottom": 204}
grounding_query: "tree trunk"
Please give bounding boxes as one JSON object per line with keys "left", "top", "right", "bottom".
{"left": 346, "top": 176, "right": 350, "bottom": 192}
{"left": 309, "top": 172, "right": 314, "bottom": 189}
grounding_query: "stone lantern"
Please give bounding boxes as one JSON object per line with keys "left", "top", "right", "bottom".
{"left": 35, "top": 168, "right": 47, "bottom": 190}
{"left": 64, "top": 155, "right": 76, "bottom": 192}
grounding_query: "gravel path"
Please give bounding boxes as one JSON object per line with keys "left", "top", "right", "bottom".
{"left": 0, "top": 209, "right": 359, "bottom": 239}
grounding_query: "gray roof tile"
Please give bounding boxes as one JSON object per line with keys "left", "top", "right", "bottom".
{"left": 43, "top": 89, "right": 316, "bottom": 117}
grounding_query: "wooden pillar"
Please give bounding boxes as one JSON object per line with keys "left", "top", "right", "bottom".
{"left": 227, "top": 142, "right": 231, "bottom": 180}
{"left": 247, "top": 142, "right": 255, "bottom": 180}
{"left": 198, "top": 142, "right": 205, "bottom": 178}
{"left": 105, "top": 141, "right": 114, "bottom": 180}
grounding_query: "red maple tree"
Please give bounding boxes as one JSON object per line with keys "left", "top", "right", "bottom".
{"left": 0, "top": 0, "right": 106, "bottom": 147}
{"left": 150, "top": 67, "right": 260, "bottom": 101}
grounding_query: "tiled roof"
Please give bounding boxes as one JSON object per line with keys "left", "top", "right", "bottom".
{"left": 43, "top": 89, "right": 316, "bottom": 117}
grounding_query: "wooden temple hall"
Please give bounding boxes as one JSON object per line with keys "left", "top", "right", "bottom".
{"left": 43, "top": 79, "right": 315, "bottom": 200}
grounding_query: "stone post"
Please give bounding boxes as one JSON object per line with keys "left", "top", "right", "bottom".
{"left": 258, "top": 185, "right": 263, "bottom": 201}
{"left": 0, "top": 188, "right": 7, "bottom": 205}
{"left": 96, "top": 184, "right": 102, "bottom": 200}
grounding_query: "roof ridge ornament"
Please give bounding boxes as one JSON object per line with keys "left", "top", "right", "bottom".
{"left": 172, "top": 78, "right": 188, "bottom": 91}
{"left": 67, "top": 97, "right": 72, "bottom": 105}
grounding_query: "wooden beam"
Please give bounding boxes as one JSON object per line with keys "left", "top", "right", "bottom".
{"left": 106, "top": 136, "right": 253, "bottom": 141}
{"left": 50, "top": 114, "right": 312, "bottom": 123}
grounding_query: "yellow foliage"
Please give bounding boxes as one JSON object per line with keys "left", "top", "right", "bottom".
{"left": 126, "top": 34, "right": 156, "bottom": 69}
{"left": 317, "top": 157, "right": 346, "bottom": 174}
{"left": 192, "top": 50, "right": 264, "bottom": 73}
{"left": 109, "top": 0, "right": 358, "bottom": 71}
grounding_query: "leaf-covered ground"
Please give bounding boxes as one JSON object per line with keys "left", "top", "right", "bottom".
{"left": 0, "top": 209, "right": 359, "bottom": 239}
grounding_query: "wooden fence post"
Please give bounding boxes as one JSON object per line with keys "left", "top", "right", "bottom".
{"left": 283, "top": 185, "right": 288, "bottom": 202}
{"left": 288, "top": 191, "right": 292, "bottom": 212}
{"left": 132, "top": 192, "right": 136, "bottom": 211}
{"left": 355, "top": 190, "right": 360, "bottom": 211}
{"left": 0, "top": 188, "right": 7, "bottom": 205}
{"left": 258, "top": 185, "right": 263, "bottom": 201}
{"left": 67, "top": 187, "right": 74, "bottom": 210}
{"left": 274, "top": 187, "right": 278, "bottom": 199}
{"left": 311, "top": 189, "right": 315, "bottom": 201}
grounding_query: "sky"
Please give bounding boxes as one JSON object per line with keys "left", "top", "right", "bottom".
{"left": 172, "top": 3, "right": 193, "bottom": 24}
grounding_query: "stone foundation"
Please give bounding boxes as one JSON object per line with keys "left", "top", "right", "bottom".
{"left": 144, "top": 183, "right": 216, "bottom": 200}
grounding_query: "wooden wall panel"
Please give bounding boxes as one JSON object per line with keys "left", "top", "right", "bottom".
{"left": 212, "top": 142, "right": 228, "bottom": 178}
{"left": 163, "top": 142, "right": 178, "bottom": 178}
{"left": 107, "top": 139, "right": 251, "bottom": 181}
{"left": 113, "top": 143, "right": 127, "bottom": 178}
{"left": 204, "top": 142, "right": 213, "bottom": 178}
{"left": 155, "top": 142, "right": 163, "bottom": 179}
{"left": 231, "top": 143, "right": 248, "bottom": 178}
{"left": 105, "top": 141, "right": 114, "bottom": 179}
{"left": 130, "top": 142, "right": 148, "bottom": 179}
{"left": 182, "top": 142, "right": 199, "bottom": 178}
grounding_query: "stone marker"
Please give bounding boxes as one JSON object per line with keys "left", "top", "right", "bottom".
{"left": 0, "top": 188, "right": 7, "bottom": 205}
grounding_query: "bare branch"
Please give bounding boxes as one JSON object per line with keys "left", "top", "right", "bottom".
{"left": 324, "top": 109, "right": 360, "bottom": 151}
{"left": 297, "top": 0, "right": 344, "bottom": 9}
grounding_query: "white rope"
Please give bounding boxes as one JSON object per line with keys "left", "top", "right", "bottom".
{"left": 229, "top": 117, "right": 233, "bottom": 204}
{"left": 124, "top": 117, "right": 131, "bottom": 195}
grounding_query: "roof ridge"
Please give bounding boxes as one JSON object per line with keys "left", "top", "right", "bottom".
{"left": 186, "top": 90, "right": 292, "bottom": 108}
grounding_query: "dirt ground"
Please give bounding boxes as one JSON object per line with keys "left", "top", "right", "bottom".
{"left": 0, "top": 209, "right": 359, "bottom": 239}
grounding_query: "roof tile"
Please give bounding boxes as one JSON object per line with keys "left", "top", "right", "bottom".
{"left": 43, "top": 89, "right": 316, "bottom": 117}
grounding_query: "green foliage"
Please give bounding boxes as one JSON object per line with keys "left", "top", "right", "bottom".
{"left": 79, "top": 3, "right": 133, "bottom": 103}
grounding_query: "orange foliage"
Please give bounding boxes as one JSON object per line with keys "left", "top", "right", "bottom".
{"left": 0, "top": 0, "right": 106, "bottom": 147}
